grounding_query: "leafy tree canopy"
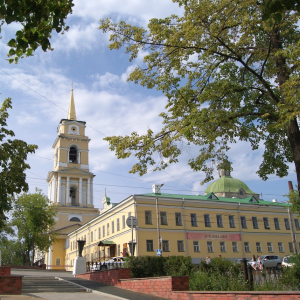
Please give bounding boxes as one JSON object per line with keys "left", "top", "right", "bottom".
{"left": 178, "top": 0, "right": 300, "bottom": 22}
{"left": 11, "top": 189, "right": 57, "bottom": 265}
{"left": 0, "top": 98, "right": 37, "bottom": 230}
{"left": 0, "top": 0, "right": 74, "bottom": 63}
{"left": 99, "top": 0, "right": 300, "bottom": 193}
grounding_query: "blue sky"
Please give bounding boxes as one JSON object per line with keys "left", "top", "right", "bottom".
{"left": 0, "top": 0, "right": 295, "bottom": 209}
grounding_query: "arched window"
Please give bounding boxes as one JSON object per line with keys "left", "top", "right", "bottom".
{"left": 69, "top": 217, "right": 81, "bottom": 222}
{"left": 70, "top": 187, "right": 77, "bottom": 206}
{"left": 69, "top": 146, "right": 78, "bottom": 163}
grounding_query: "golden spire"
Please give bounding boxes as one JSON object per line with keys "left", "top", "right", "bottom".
{"left": 67, "top": 88, "right": 77, "bottom": 120}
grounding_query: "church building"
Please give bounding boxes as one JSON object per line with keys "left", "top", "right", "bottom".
{"left": 45, "top": 90, "right": 99, "bottom": 269}
{"left": 45, "top": 91, "right": 300, "bottom": 270}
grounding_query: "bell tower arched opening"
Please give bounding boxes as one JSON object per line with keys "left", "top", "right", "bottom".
{"left": 70, "top": 186, "right": 78, "bottom": 206}
{"left": 69, "top": 146, "right": 78, "bottom": 163}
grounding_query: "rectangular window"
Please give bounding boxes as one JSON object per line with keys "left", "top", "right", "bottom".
{"left": 278, "top": 242, "right": 284, "bottom": 252}
{"left": 216, "top": 215, "right": 223, "bottom": 228}
{"left": 98, "top": 227, "right": 101, "bottom": 239}
{"left": 91, "top": 253, "right": 93, "bottom": 262}
{"left": 285, "top": 218, "right": 290, "bottom": 230}
{"left": 118, "top": 244, "right": 120, "bottom": 256}
{"left": 207, "top": 241, "right": 214, "bottom": 253}
{"left": 229, "top": 215, "right": 235, "bottom": 228}
{"left": 244, "top": 242, "right": 250, "bottom": 253}
{"left": 191, "top": 213, "right": 198, "bottom": 227}
{"left": 145, "top": 211, "right": 152, "bottom": 224}
{"left": 55, "top": 258, "right": 61, "bottom": 266}
{"left": 146, "top": 240, "right": 154, "bottom": 252}
{"left": 122, "top": 215, "right": 125, "bottom": 229}
{"left": 294, "top": 219, "right": 300, "bottom": 230}
{"left": 117, "top": 218, "right": 120, "bottom": 231}
{"left": 252, "top": 217, "right": 259, "bottom": 229}
{"left": 102, "top": 225, "right": 105, "bottom": 237}
{"left": 162, "top": 240, "right": 170, "bottom": 252}
{"left": 193, "top": 241, "right": 200, "bottom": 252}
{"left": 204, "top": 214, "right": 211, "bottom": 227}
{"left": 112, "top": 221, "right": 114, "bottom": 234}
{"left": 107, "top": 223, "right": 110, "bottom": 235}
{"left": 91, "top": 231, "right": 93, "bottom": 242}
{"left": 256, "top": 242, "right": 262, "bottom": 252}
{"left": 267, "top": 242, "right": 273, "bottom": 252}
{"left": 232, "top": 241, "right": 238, "bottom": 252}
{"left": 177, "top": 240, "right": 185, "bottom": 252}
{"left": 94, "top": 252, "right": 97, "bottom": 260}
{"left": 160, "top": 212, "right": 168, "bottom": 225}
{"left": 175, "top": 212, "right": 182, "bottom": 226}
{"left": 289, "top": 242, "right": 294, "bottom": 252}
{"left": 220, "top": 241, "right": 226, "bottom": 253}
{"left": 263, "top": 217, "right": 270, "bottom": 229}
{"left": 241, "top": 216, "right": 247, "bottom": 229}
{"left": 274, "top": 218, "right": 280, "bottom": 230}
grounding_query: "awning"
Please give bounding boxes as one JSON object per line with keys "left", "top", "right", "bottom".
{"left": 98, "top": 241, "right": 116, "bottom": 246}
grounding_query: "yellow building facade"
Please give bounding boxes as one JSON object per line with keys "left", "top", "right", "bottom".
{"left": 65, "top": 189, "right": 300, "bottom": 270}
{"left": 45, "top": 90, "right": 99, "bottom": 269}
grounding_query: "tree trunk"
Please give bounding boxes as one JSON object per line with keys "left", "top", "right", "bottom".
{"left": 286, "top": 118, "right": 300, "bottom": 195}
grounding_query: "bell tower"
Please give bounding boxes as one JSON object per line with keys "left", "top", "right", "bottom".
{"left": 45, "top": 89, "right": 99, "bottom": 269}
{"left": 47, "top": 89, "right": 95, "bottom": 208}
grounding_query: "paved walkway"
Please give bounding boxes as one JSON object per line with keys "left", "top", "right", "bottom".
{"left": 7, "top": 269, "right": 166, "bottom": 300}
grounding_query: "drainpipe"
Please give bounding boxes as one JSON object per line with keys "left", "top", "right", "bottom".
{"left": 133, "top": 195, "right": 139, "bottom": 256}
{"left": 237, "top": 203, "right": 245, "bottom": 258}
{"left": 156, "top": 196, "right": 161, "bottom": 251}
{"left": 182, "top": 198, "right": 189, "bottom": 256}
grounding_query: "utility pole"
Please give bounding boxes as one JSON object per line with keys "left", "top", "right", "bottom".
{"left": 288, "top": 181, "right": 298, "bottom": 254}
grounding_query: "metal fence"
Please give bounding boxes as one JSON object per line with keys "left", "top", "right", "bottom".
{"left": 86, "top": 261, "right": 126, "bottom": 272}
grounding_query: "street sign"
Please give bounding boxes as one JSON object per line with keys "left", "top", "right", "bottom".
{"left": 156, "top": 249, "right": 162, "bottom": 256}
{"left": 126, "top": 216, "right": 138, "bottom": 228}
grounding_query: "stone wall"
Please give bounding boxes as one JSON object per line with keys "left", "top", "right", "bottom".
{"left": 75, "top": 269, "right": 300, "bottom": 300}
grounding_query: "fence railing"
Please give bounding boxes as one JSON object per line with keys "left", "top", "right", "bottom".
{"left": 86, "top": 261, "right": 126, "bottom": 272}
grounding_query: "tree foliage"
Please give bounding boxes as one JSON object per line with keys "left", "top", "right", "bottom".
{"left": 260, "top": 0, "right": 300, "bottom": 22}
{"left": 11, "top": 189, "right": 57, "bottom": 265}
{"left": 0, "top": 0, "right": 74, "bottom": 63}
{"left": 99, "top": 0, "right": 300, "bottom": 192}
{"left": 0, "top": 98, "right": 37, "bottom": 230}
{"left": 177, "top": 0, "right": 300, "bottom": 22}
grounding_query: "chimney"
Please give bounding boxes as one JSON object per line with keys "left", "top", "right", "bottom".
{"left": 288, "top": 181, "right": 294, "bottom": 191}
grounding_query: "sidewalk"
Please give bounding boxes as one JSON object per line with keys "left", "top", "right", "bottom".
{"left": 8, "top": 268, "right": 166, "bottom": 300}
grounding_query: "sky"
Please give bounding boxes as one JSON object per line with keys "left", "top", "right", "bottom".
{"left": 0, "top": 0, "right": 296, "bottom": 210}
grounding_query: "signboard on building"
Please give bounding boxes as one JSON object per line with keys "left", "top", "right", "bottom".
{"left": 186, "top": 232, "right": 241, "bottom": 241}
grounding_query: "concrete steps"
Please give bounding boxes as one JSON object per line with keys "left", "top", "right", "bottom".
{"left": 22, "top": 276, "right": 87, "bottom": 293}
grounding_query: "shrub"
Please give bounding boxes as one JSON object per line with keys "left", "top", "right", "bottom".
{"left": 190, "top": 257, "right": 247, "bottom": 291}
{"left": 124, "top": 255, "right": 193, "bottom": 278}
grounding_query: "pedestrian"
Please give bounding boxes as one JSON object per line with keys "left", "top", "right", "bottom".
{"left": 205, "top": 256, "right": 211, "bottom": 264}
{"left": 257, "top": 256, "right": 264, "bottom": 270}
{"left": 250, "top": 255, "right": 257, "bottom": 270}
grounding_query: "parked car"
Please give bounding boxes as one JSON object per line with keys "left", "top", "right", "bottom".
{"left": 90, "top": 257, "right": 125, "bottom": 271}
{"left": 236, "top": 258, "right": 250, "bottom": 265}
{"left": 282, "top": 256, "right": 294, "bottom": 268}
{"left": 260, "top": 255, "right": 282, "bottom": 269}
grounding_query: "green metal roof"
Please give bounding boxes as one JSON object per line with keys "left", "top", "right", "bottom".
{"left": 137, "top": 192, "right": 287, "bottom": 207}
{"left": 205, "top": 176, "right": 256, "bottom": 194}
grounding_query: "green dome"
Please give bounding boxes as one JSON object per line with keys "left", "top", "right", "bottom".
{"left": 205, "top": 176, "right": 256, "bottom": 194}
